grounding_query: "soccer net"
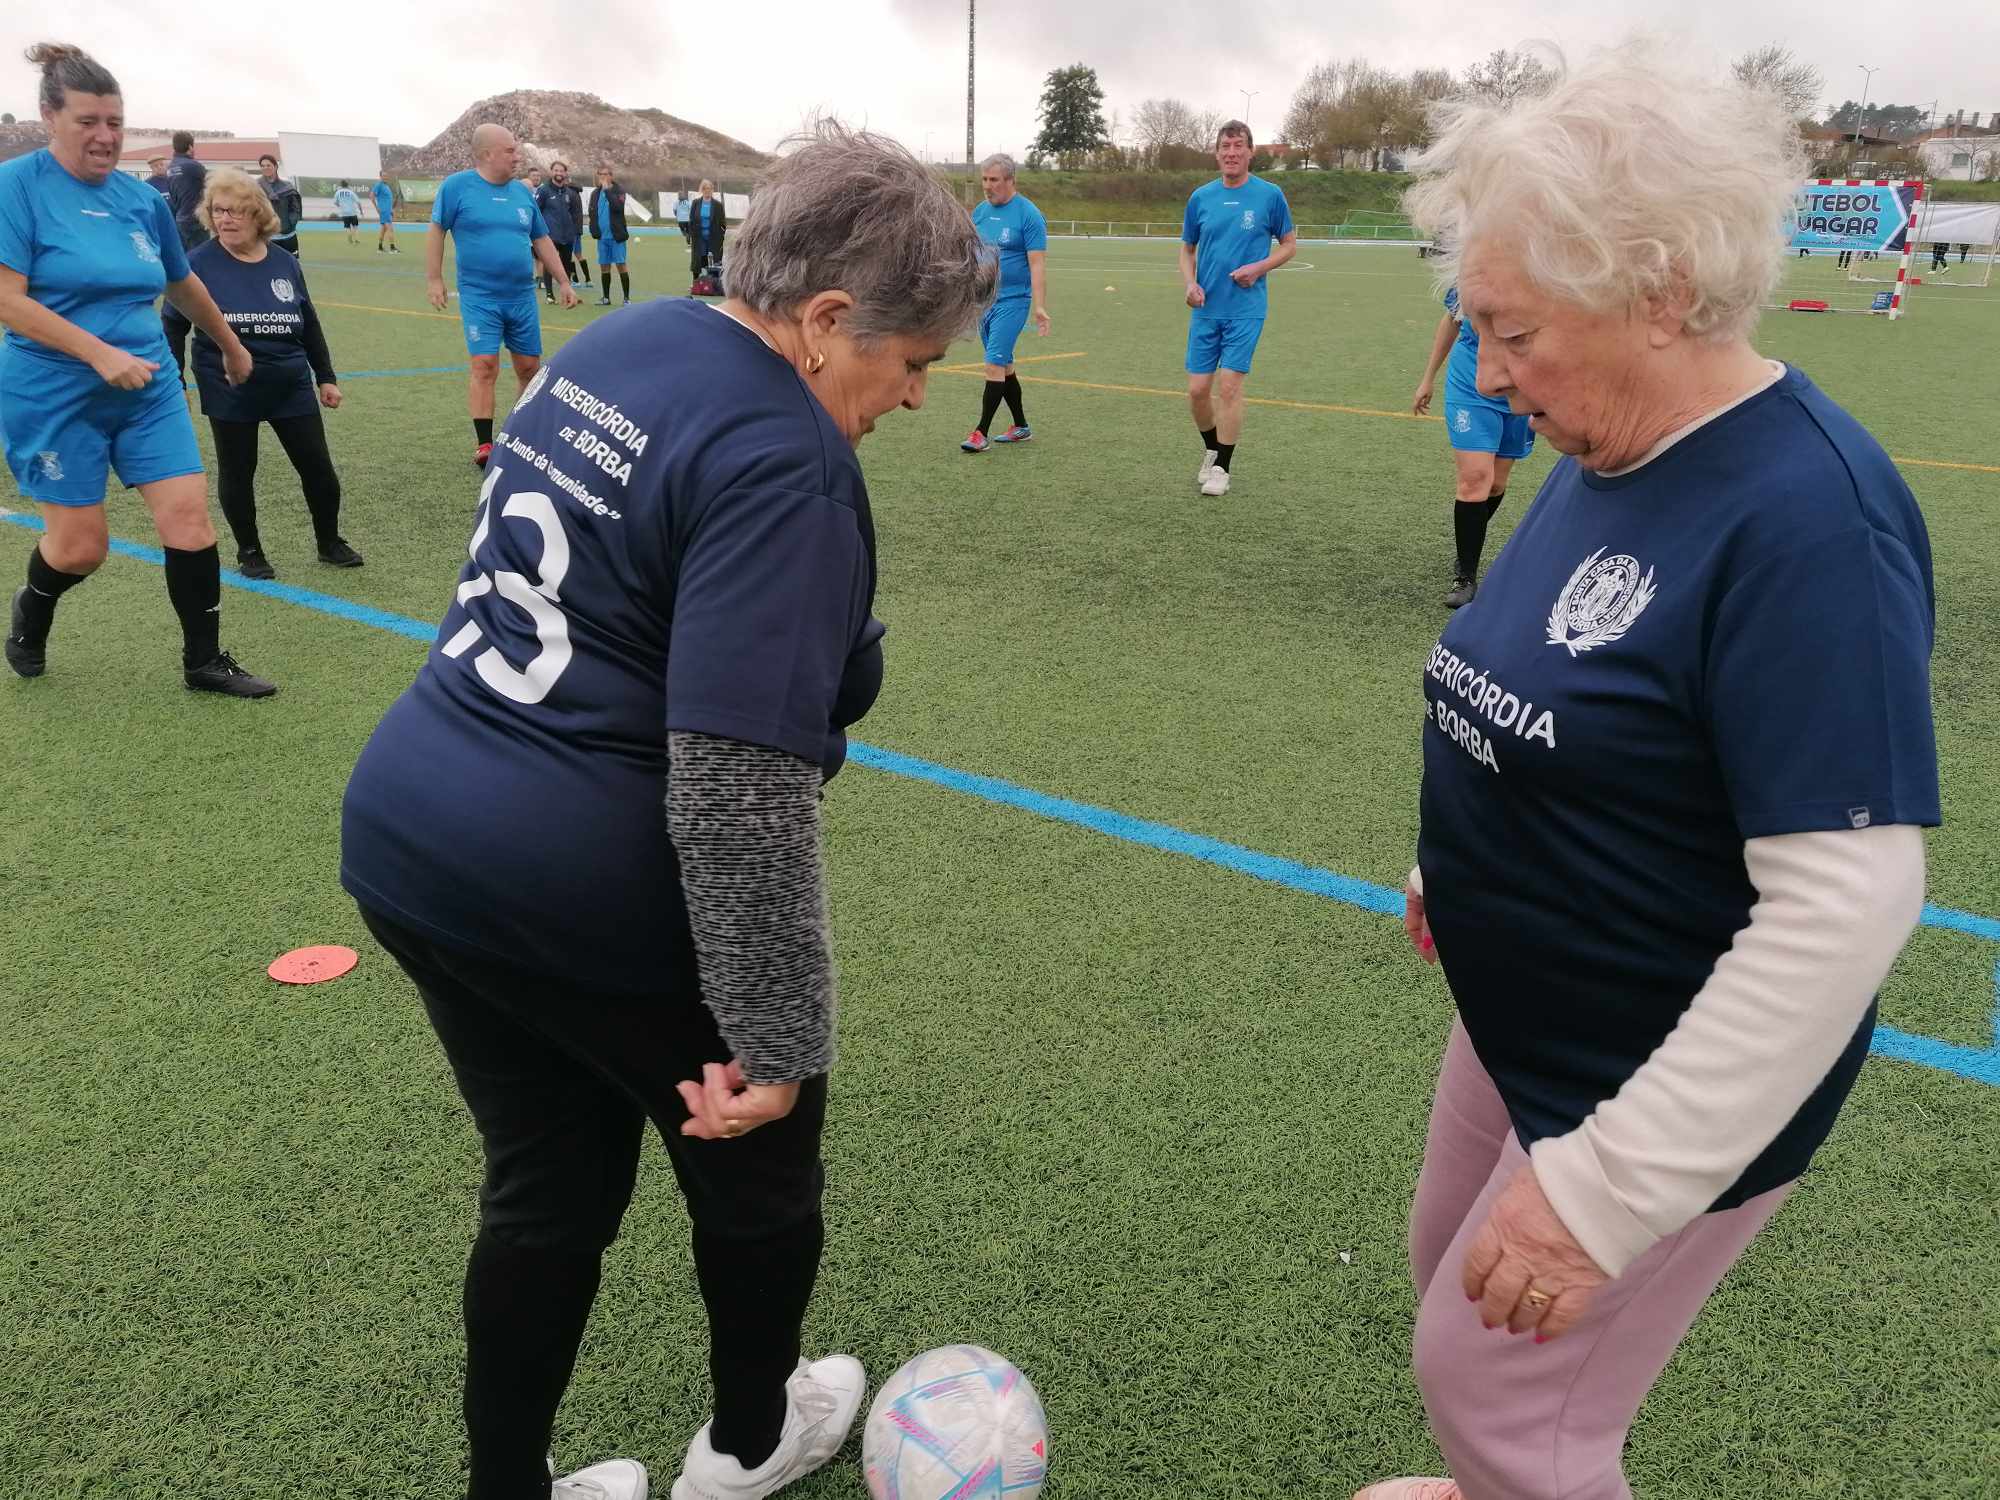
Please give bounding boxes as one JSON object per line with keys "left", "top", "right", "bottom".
{"left": 1780, "top": 180, "right": 1923, "bottom": 318}
{"left": 1854, "top": 200, "right": 2000, "bottom": 291}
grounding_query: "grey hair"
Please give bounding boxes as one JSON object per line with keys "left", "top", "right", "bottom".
{"left": 728, "top": 122, "right": 996, "bottom": 345}
{"left": 27, "top": 43, "right": 119, "bottom": 114}
{"left": 980, "top": 153, "right": 1017, "bottom": 179}
{"left": 1404, "top": 40, "right": 1806, "bottom": 342}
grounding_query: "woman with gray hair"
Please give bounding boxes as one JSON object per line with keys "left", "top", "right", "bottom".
{"left": 1361, "top": 44, "right": 1938, "bottom": 1500}
{"left": 341, "top": 124, "right": 992, "bottom": 1500}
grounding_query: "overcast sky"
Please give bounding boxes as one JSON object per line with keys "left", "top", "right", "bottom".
{"left": 6, "top": 2, "right": 1995, "bottom": 159}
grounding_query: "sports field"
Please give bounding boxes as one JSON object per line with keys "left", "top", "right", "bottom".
{"left": 4, "top": 230, "right": 1997, "bottom": 1499}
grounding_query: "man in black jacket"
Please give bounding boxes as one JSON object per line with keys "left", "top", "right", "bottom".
{"left": 588, "top": 163, "right": 633, "bottom": 305}
{"left": 689, "top": 178, "right": 725, "bottom": 282}
{"left": 257, "top": 154, "right": 304, "bottom": 258}
{"left": 165, "top": 130, "right": 207, "bottom": 249}
{"left": 534, "top": 162, "right": 582, "bottom": 302}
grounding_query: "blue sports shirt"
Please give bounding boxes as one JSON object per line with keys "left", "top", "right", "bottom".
{"left": 595, "top": 191, "right": 611, "bottom": 240}
{"left": 341, "top": 299, "right": 886, "bottom": 990}
{"left": 1181, "top": 174, "right": 1293, "bottom": 321}
{"left": 0, "top": 150, "right": 188, "bottom": 368}
{"left": 1442, "top": 286, "right": 1507, "bottom": 410}
{"left": 332, "top": 188, "right": 360, "bottom": 216}
{"left": 432, "top": 170, "right": 550, "bottom": 300}
{"left": 372, "top": 181, "right": 394, "bottom": 217}
{"left": 1418, "top": 364, "right": 1938, "bottom": 1209}
{"left": 971, "top": 194, "right": 1048, "bottom": 303}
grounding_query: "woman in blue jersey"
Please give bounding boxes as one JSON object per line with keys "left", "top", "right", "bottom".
{"left": 1355, "top": 47, "right": 1938, "bottom": 1500}
{"left": 1411, "top": 281, "right": 1533, "bottom": 608}
{"left": 0, "top": 42, "right": 275, "bottom": 697}
{"left": 341, "top": 126, "right": 994, "bottom": 1500}
{"left": 163, "top": 169, "right": 360, "bottom": 580}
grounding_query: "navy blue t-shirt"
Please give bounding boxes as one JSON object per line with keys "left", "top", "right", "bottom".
{"left": 165, "top": 240, "right": 332, "bottom": 422}
{"left": 1418, "top": 365, "right": 1938, "bottom": 1209}
{"left": 341, "top": 299, "right": 885, "bottom": 990}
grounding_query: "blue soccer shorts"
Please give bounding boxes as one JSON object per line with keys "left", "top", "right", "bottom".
{"left": 1444, "top": 381, "right": 1534, "bottom": 459}
{"left": 458, "top": 289, "right": 543, "bottom": 357}
{"left": 979, "top": 299, "right": 1031, "bottom": 367}
{"left": 0, "top": 357, "right": 201, "bottom": 505}
{"left": 1185, "top": 316, "right": 1264, "bottom": 375}
{"left": 596, "top": 237, "right": 628, "bottom": 267}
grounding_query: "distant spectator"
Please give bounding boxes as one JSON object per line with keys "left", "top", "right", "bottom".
{"left": 372, "top": 176, "right": 398, "bottom": 252}
{"left": 533, "top": 160, "right": 581, "bottom": 300}
{"left": 690, "top": 178, "right": 724, "bottom": 281}
{"left": 588, "top": 162, "right": 630, "bottom": 305}
{"left": 164, "top": 128, "right": 206, "bottom": 249}
{"left": 555, "top": 162, "right": 585, "bottom": 286}
{"left": 332, "top": 180, "right": 361, "bottom": 244}
{"left": 144, "top": 154, "right": 168, "bottom": 195}
{"left": 675, "top": 188, "right": 691, "bottom": 239}
{"left": 1930, "top": 241, "right": 1949, "bottom": 270}
{"left": 1958, "top": 243, "right": 1969, "bottom": 263}
{"left": 256, "top": 153, "right": 302, "bottom": 257}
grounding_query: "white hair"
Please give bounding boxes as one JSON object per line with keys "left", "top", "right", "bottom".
{"left": 980, "top": 153, "right": 1016, "bottom": 179}
{"left": 1404, "top": 41, "right": 1806, "bottom": 342}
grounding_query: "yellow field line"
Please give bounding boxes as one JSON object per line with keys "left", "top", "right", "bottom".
{"left": 319, "top": 299, "right": 1996, "bottom": 474}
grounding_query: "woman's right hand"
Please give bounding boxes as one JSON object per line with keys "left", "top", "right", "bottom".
{"left": 1412, "top": 378, "right": 1434, "bottom": 417}
{"left": 94, "top": 348, "right": 159, "bottom": 391}
{"left": 677, "top": 1058, "right": 800, "bottom": 1141}
{"left": 1405, "top": 883, "right": 1437, "bottom": 963}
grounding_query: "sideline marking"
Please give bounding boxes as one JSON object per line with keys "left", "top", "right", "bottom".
{"left": 3, "top": 506, "right": 1995, "bottom": 1090}
{"left": 936, "top": 351, "right": 1091, "bottom": 374}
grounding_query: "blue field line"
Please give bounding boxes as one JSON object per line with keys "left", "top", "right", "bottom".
{"left": 4, "top": 505, "right": 1997, "bottom": 1088}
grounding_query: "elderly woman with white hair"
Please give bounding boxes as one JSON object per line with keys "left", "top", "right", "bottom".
{"left": 342, "top": 125, "right": 993, "bottom": 1500}
{"left": 1362, "top": 45, "right": 1939, "bottom": 1500}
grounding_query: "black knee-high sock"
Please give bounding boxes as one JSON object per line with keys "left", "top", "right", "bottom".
{"left": 1212, "top": 442, "right": 1235, "bottom": 473}
{"left": 1001, "top": 373, "right": 1026, "bottom": 427}
{"left": 17, "top": 546, "right": 88, "bottom": 643}
{"left": 1199, "top": 425, "right": 1218, "bottom": 452}
{"left": 1453, "top": 499, "right": 1493, "bottom": 579}
{"left": 695, "top": 1214, "right": 825, "bottom": 1472}
{"left": 976, "top": 380, "right": 1005, "bottom": 437}
{"left": 462, "top": 1230, "right": 603, "bottom": 1500}
{"left": 601, "top": 269, "right": 612, "bottom": 300}
{"left": 1486, "top": 490, "right": 1506, "bottom": 522}
{"left": 617, "top": 268, "right": 630, "bottom": 301}
{"left": 473, "top": 417, "right": 494, "bottom": 446}
{"left": 162, "top": 545, "right": 221, "bottom": 669}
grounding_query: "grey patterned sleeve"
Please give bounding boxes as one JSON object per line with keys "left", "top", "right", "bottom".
{"left": 666, "top": 729, "right": 835, "bottom": 1085}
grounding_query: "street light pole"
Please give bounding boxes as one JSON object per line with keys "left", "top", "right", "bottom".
{"left": 1853, "top": 64, "right": 1879, "bottom": 150}
{"left": 1240, "top": 89, "right": 1258, "bottom": 133}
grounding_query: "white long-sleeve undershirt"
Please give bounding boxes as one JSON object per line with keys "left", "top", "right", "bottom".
{"left": 1526, "top": 824, "right": 1925, "bottom": 1276}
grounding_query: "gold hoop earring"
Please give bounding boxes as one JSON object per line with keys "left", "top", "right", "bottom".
{"left": 806, "top": 351, "right": 826, "bottom": 375}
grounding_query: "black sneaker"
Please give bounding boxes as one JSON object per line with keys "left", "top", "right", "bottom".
{"left": 236, "top": 548, "right": 275, "bottom": 581}
{"left": 6, "top": 586, "right": 46, "bottom": 678}
{"left": 184, "top": 651, "right": 277, "bottom": 698}
{"left": 1444, "top": 575, "right": 1478, "bottom": 609}
{"left": 545, "top": 291, "right": 557, "bottom": 304}
{"left": 317, "top": 538, "right": 365, "bottom": 568}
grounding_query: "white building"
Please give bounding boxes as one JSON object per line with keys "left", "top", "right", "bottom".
{"left": 1915, "top": 134, "right": 1998, "bottom": 182}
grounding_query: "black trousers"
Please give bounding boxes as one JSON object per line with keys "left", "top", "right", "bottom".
{"left": 273, "top": 233, "right": 300, "bottom": 258}
{"left": 692, "top": 238, "right": 721, "bottom": 278}
{"left": 357, "top": 905, "right": 828, "bottom": 1500}
{"left": 207, "top": 409, "right": 342, "bottom": 554}
{"left": 542, "top": 242, "right": 576, "bottom": 294}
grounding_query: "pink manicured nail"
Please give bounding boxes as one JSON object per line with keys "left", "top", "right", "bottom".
{"left": 1534, "top": 1335, "right": 1548, "bottom": 1345}
{"left": 1466, "top": 1293, "right": 1479, "bottom": 1303}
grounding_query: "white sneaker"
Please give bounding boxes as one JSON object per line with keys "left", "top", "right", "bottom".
{"left": 1200, "top": 466, "right": 1231, "bottom": 497}
{"left": 670, "top": 1355, "right": 867, "bottom": 1500}
{"left": 554, "top": 1457, "right": 648, "bottom": 1499}
{"left": 1195, "top": 448, "right": 1218, "bottom": 489}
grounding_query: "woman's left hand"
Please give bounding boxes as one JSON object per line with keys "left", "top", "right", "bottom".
{"left": 222, "top": 340, "right": 253, "bottom": 387}
{"left": 1462, "top": 1165, "right": 1611, "bottom": 1340}
{"left": 676, "top": 1058, "right": 800, "bottom": 1141}
{"left": 318, "top": 383, "right": 342, "bottom": 409}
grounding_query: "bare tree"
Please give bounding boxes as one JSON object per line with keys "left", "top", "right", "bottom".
{"left": 1133, "top": 97, "right": 1209, "bottom": 154}
{"left": 1463, "top": 47, "right": 1555, "bottom": 106}
{"left": 1731, "top": 44, "right": 1824, "bottom": 122}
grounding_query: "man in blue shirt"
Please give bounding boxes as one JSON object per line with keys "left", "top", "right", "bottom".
{"left": 960, "top": 152, "right": 1048, "bottom": 453}
{"left": 1179, "top": 120, "right": 1294, "bottom": 497}
{"left": 164, "top": 130, "right": 206, "bottom": 250}
{"left": 372, "top": 177, "right": 399, "bottom": 253}
{"left": 427, "top": 123, "right": 577, "bottom": 471}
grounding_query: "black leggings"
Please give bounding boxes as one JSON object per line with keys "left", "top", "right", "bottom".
{"left": 358, "top": 905, "right": 827, "bottom": 1500}
{"left": 207, "top": 411, "right": 341, "bottom": 553}
{"left": 541, "top": 242, "right": 576, "bottom": 294}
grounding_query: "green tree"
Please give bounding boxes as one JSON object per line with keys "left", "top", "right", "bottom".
{"left": 1034, "top": 63, "right": 1109, "bottom": 165}
{"left": 1, "top": 113, "right": 13, "bottom": 125}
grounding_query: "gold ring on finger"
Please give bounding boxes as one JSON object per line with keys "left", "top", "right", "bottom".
{"left": 1522, "top": 1287, "right": 1553, "bottom": 1310}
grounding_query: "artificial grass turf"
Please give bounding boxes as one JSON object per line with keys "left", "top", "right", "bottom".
{"left": 2, "top": 233, "right": 1997, "bottom": 1497}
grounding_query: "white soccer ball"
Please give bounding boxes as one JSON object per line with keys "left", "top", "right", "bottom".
{"left": 1104, "top": 285, "right": 1116, "bottom": 291}
{"left": 863, "top": 1344, "right": 1049, "bottom": 1500}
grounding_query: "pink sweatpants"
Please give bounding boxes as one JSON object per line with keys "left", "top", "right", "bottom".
{"left": 1407, "top": 1022, "right": 1794, "bottom": 1500}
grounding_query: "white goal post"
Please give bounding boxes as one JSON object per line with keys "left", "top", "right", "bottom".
{"left": 1853, "top": 199, "right": 2000, "bottom": 290}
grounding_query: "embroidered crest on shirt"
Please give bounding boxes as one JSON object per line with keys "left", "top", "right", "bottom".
{"left": 513, "top": 365, "right": 549, "bottom": 412}
{"left": 269, "top": 278, "right": 295, "bottom": 304}
{"left": 1241, "top": 209, "right": 1256, "bottom": 230}
{"left": 517, "top": 206, "right": 530, "bottom": 227}
{"left": 999, "top": 227, "right": 1012, "bottom": 244}
{"left": 129, "top": 231, "right": 159, "bottom": 264}
{"left": 1546, "top": 548, "right": 1657, "bottom": 657}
